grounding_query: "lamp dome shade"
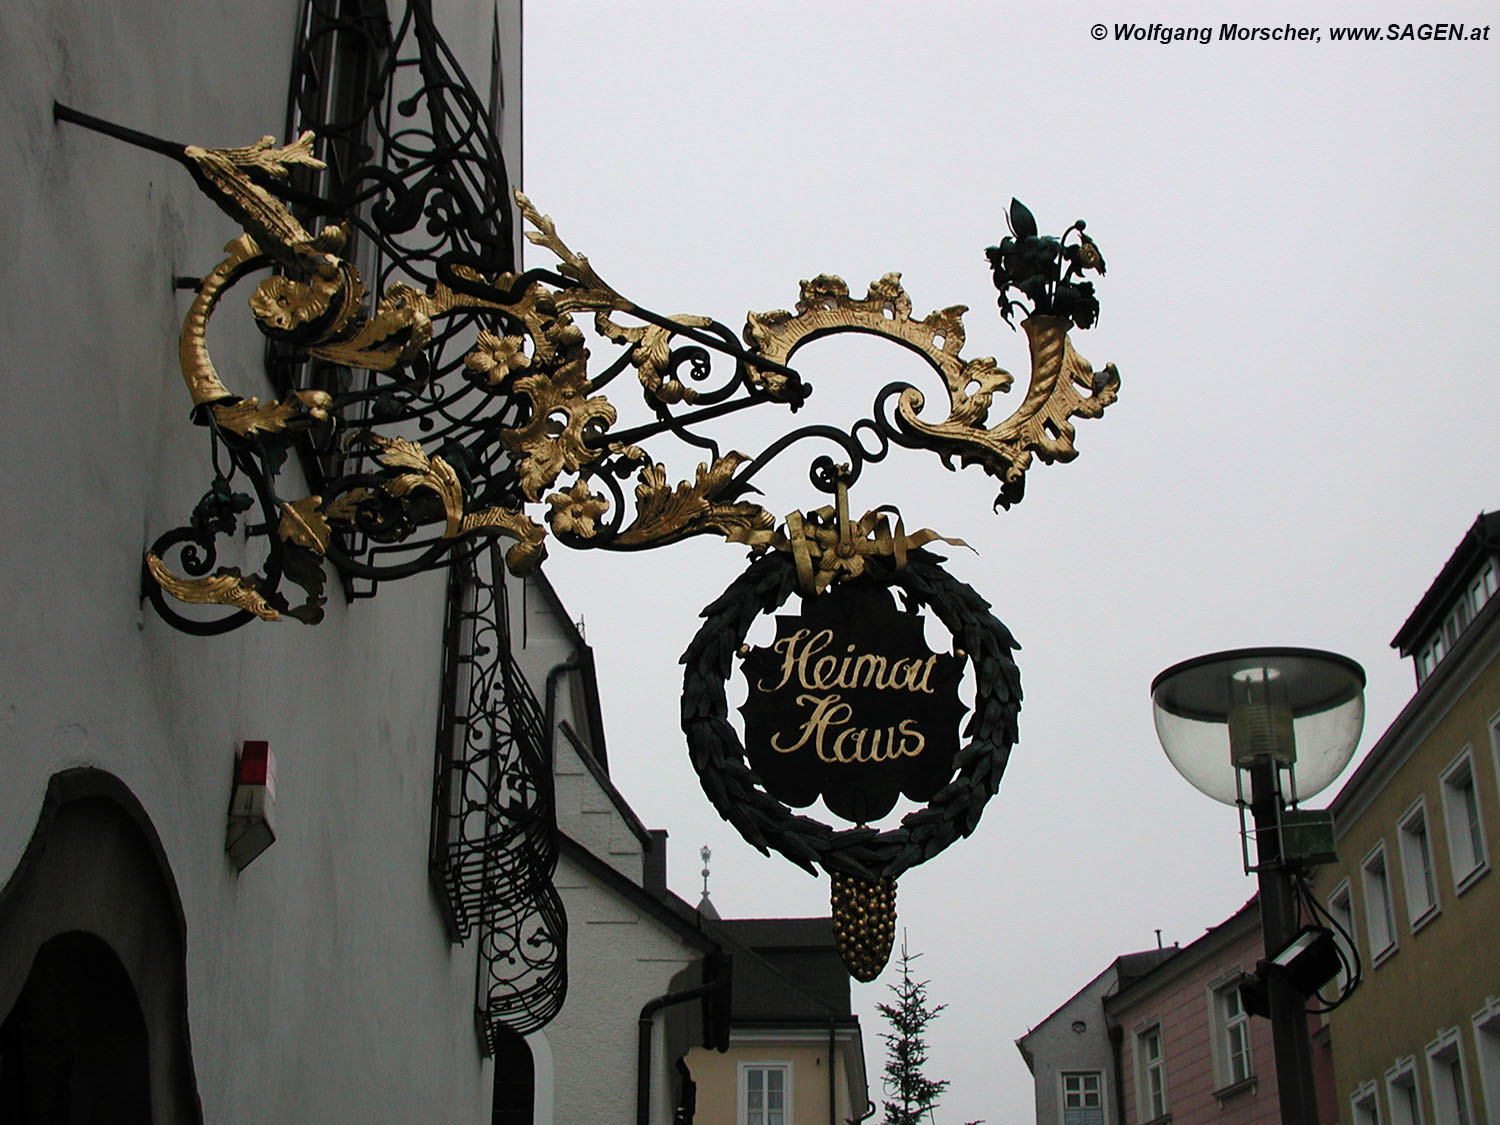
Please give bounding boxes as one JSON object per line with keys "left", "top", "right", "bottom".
{"left": 1151, "top": 647, "right": 1365, "bottom": 806}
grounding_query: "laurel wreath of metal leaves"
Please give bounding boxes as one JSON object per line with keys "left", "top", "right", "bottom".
{"left": 680, "top": 550, "right": 1022, "bottom": 883}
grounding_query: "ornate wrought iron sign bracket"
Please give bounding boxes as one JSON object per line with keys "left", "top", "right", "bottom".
{"left": 56, "top": 101, "right": 1116, "bottom": 637}
{"left": 55, "top": 0, "right": 1119, "bottom": 984}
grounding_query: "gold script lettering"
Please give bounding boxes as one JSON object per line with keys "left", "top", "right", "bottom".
{"left": 768, "top": 692, "right": 929, "bottom": 765}
{"left": 759, "top": 630, "right": 940, "bottom": 694}
{"left": 770, "top": 693, "right": 852, "bottom": 759}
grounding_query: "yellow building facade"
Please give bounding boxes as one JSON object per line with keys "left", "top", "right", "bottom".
{"left": 1312, "top": 512, "right": 1500, "bottom": 1125}
{"left": 681, "top": 917, "right": 868, "bottom": 1125}
{"left": 685, "top": 1036, "right": 865, "bottom": 1125}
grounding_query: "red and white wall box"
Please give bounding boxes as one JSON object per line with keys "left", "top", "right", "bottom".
{"left": 226, "top": 740, "right": 276, "bottom": 871}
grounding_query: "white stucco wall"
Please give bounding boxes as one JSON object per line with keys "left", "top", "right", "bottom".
{"left": 555, "top": 733, "right": 649, "bottom": 881}
{"left": 545, "top": 851, "right": 705, "bottom": 1122}
{"left": 1019, "top": 963, "right": 1122, "bottom": 1125}
{"left": 509, "top": 569, "right": 649, "bottom": 883}
{"left": 0, "top": 1, "right": 523, "bottom": 1121}
{"left": 503, "top": 563, "right": 719, "bottom": 1121}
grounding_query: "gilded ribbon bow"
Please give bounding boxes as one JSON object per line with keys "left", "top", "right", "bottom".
{"left": 765, "top": 478, "right": 968, "bottom": 594}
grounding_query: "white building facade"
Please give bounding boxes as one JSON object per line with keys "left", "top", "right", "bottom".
{"left": 0, "top": 2, "right": 544, "bottom": 1121}
{"left": 0, "top": 4, "right": 865, "bottom": 1120}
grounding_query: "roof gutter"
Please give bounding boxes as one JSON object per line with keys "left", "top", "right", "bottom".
{"left": 828, "top": 1022, "right": 836, "bottom": 1125}
{"left": 637, "top": 981, "right": 722, "bottom": 1125}
{"left": 543, "top": 658, "right": 583, "bottom": 755}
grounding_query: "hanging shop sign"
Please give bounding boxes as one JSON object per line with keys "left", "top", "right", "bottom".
{"left": 682, "top": 531, "right": 1022, "bottom": 980}
{"left": 738, "top": 580, "right": 967, "bottom": 824}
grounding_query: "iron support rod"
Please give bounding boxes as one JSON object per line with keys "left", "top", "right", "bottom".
{"left": 592, "top": 390, "right": 782, "bottom": 451}
{"left": 53, "top": 102, "right": 187, "bottom": 160}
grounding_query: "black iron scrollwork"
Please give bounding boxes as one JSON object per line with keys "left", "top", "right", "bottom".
{"left": 61, "top": 0, "right": 1117, "bottom": 634}
{"left": 432, "top": 542, "right": 566, "bottom": 1042}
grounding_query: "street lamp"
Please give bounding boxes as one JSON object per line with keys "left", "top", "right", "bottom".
{"left": 1152, "top": 647, "right": 1365, "bottom": 1125}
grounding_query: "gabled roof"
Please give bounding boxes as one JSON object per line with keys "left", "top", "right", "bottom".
{"left": 568, "top": 834, "right": 858, "bottom": 1028}
{"left": 1330, "top": 583, "right": 1500, "bottom": 826}
{"left": 1105, "top": 897, "right": 1259, "bottom": 1014}
{"left": 708, "top": 917, "right": 856, "bottom": 1026}
{"left": 557, "top": 834, "right": 720, "bottom": 955}
{"left": 1018, "top": 945, "right": 1177, "bottom": 1046}
{"left": 1330, "top": 512, "right": 1500, "bottom": 827}
{"left": 529, "top": 568, "right": 610, "bottom": 771}
{"left": 1115, "top": 946, "right": 1182, "bottom": 991}
{"left": 1392, "top": 510, "right": 1500, "bottom": 654}
{"left": 556, "top": 722, "right": 652, "bottom": 851}
{"left": 718, "top": 916, "right": 841, "bottom": 950}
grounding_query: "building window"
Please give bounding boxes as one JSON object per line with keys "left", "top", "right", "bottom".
{"left": 1329, "top": 879, "right": 1356, "bottom": 989}
{"left": 1490, "top": 711, "right": 1500, "bottom": 795}
{"left": 1440, "top": 748, "right": 1489, "bottom": 893}
{"left": 1418, "top": 633, "right": 1448, "bottom": 684}
{"left": 1387, "top": 1057, "right": 1424, "bottom": 1125}
{"left": 1413, "top": 556, "right": 1496, "bottom": 686}
{"left": 489, "top": 9, "right": 506, "bottom": 130}
{"left": 1352, "top": 1080, "right": 1383, "bottom": 1125}
{"left": 1427, "top": 1029, "right": 1473, "bottom": 1125}
{"left": 286, "top": 0, "right": 390, "bottom": 214}
{"left": 1470, "top": 559, "right": 1499, "bottom": 619}
{"left": 1446, "top": 603, "right": 1470, "bottom": 647}
{"left": 1398, "top": 798, "right": 1441, "bottom": 928}
{"left": 1471, "top": 998, "right": 1500, "bottom": 1125}
{"left": 740, "top": 1062, "right": 790, "bottom": 1125}
{"left": 1418, "top": 643, "right": 1439, "bottom": 683}
{"left": 1212, "top": 981, "right": 1253, "bottom": 1088}
{"left": 1137, "top": 1024, "right": 1168, "bottom": 1121}
{"left": 1061, "top": 1071, "right": 1105, "bottom": 1125}
{"left": 1362, "top": 842, "right": 1399, "bottom": 963}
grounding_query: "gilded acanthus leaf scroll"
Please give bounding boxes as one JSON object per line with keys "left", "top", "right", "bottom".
{"left": 133, "top": 123, "right": 1117, "bottom": 626}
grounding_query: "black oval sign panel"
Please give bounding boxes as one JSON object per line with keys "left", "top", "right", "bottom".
{"left": 738, "top": 582, "right": 968, "bottom": 823}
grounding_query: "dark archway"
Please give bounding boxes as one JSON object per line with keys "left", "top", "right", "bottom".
{"left": 490, "top": 1025, "right": 535, "bottom": 1124}
{"left": 0, "top": 770, "right": 202, "bottom": 1123}
{"left": 0, "top": 931, "right": 154, "bottom": 1123}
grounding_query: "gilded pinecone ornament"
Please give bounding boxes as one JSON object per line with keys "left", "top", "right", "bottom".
{"left": 830, "top": 873, "right": 897, "bottom": 981}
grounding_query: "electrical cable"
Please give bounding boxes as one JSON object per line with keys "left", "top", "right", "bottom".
{"left": 1292, "top": 871, "right": 1362, "bottom": 1013}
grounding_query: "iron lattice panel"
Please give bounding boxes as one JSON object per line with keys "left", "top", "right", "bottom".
{"left": 431, "top": 543, "right": 565, "bottom": 1041}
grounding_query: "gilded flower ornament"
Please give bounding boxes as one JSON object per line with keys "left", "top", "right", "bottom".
{"left": 250, "top": 276, "right": 327, "bottom": 333}
{"left": 465, "top": 330, "right": 531, "bottom": 386}
{"left": 545, "top": 479, "right": 609, "bottom": 539}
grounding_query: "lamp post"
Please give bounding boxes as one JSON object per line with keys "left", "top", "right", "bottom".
{"left": 1151, "top": 648, "right": 1365, "bottom": 1125}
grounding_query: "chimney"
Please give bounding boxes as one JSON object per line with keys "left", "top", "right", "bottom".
{"left": 644, "top": 829, "right": 668, "bottom": 896}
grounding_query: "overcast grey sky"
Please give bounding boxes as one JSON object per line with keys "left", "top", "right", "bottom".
{"left": 522, "top": 3, "right": 1500, "bottom": 1119}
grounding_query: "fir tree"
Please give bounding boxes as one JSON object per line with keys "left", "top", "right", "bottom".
{"left": 876, "top": 940, "right": 980, "bottom": 1124}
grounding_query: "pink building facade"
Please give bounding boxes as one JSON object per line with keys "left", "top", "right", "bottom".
{"left": 1022, "top": 895, "right": 1340, "bottom": 1124}
{"left": 1106, "top": 899, "right": 1292, "bottom": 1125}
